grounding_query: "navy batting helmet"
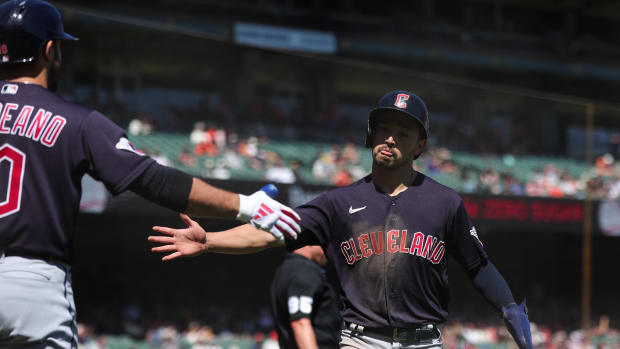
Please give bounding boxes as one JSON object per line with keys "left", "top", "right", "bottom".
{"left": 0, "top": 0, "right": 77, "bottom": 64}
{"left": 365, "top": 90, "right": 430, "bottom": 148}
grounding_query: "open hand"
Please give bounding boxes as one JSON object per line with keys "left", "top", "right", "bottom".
{"left": 149, "top": 213, "right": 207, "bottom": 261}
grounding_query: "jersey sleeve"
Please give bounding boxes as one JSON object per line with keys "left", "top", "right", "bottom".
{"left": 445, "top": 200, "right": 488, "bottom": 272}
{"left": 80, "top": 111, "right": 155, "bottom": 195}
{"left": 286, "top": 194, "right": 331, "bottom": 251}
{"left": 286, "top": 270, "right": 323, "bottom": 321}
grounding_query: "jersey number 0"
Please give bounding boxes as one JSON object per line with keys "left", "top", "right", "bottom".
{"left": 0, "top": 144, "right": 26, "bottom": 218}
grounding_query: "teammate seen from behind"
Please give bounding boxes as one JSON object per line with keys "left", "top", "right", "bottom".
{"left": 271, "top": 245, "right": 341, "bottom": 349}
{"left": 0, "top": 1, "right": 300, "bottom": 348}
{"left": 150, "top": 90, "right": 533, "bottom": 349}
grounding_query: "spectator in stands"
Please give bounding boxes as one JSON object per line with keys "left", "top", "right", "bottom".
{"left": 150, "top": 149, "right": 172, "bottom": 167}
{"left": 190, "top": 122, "right": 207, "bottom": 145}
{"left": 238, "top": 136, "right": 259, "bottom": 159}
{"left": 541, "top": 164, "right": 562, "bottom": 196}
{"left": 426, "top": 151, "right": 443, "bottom": 175}
{"left": 558, "top": 171, "right": 580, "bottom": 197}
{"left": 608, "top": 178, "right": 620, "bottom": 200}
{"left": 213, "top": 160, "right": 232, "bottom": 180}
{"left": 265, "top": 159, "right": 296, "bottom": 184}
{"left": 329, "top": 159, "right": 353, "bottom": 187}
{"left": 440, "top": 159, "right": 459, "bottom": 176}
{"left": 147, "top": 325, "right": 180, "bottom": 349}
{"left": 128, "top": 116, "right": 154, "bottom": 136}
{"left": 312, "top": 150, "right": 336, "bottom": 181}
{"left": 479, "top": 168, "right": 502, "bottom": 195}
{"left": 526, "top": 164, "right": 584, "bottom": 198}
{"left": 525, "top": 178, "right": 546, "bottom": 197}
{"left": 77, "top": 322, "right": 100, "bottom": 349}
{"left": 346, "top": 157, "right": 367, "bottom": 181}
{"left": 595, "top": 154, "right": 615, "bottom": 177}
{"left": 289, "top": 160, "right": 304, "bottom": 184}
{"left": 209, "top": 124, "right": 227, "bottom": 153}
{"left": 194, "top": 124, "right": 219, "bottom": 157}
{"left": 222, "top": 148, "right": 244, "bottom": 170}
{"left": 184, "top": 323, "right": 220, "bottom": 349}
{"left": 502, "top": 174, "right": 524, "bottom": 196}
{"left": 191, "top": 122, "right": 216, "bottom": 156}
{"left": 460, "top": 166, "right": 479, "bottom": 193}
{"left": 178, "top": 147, "right": 198, "bottom": 167}
{"left": 586, "top": 176, "right": 607, "bottom": 199}
{"left": 202, "top": 159, "right": 215, "bottom": 178}
{"left": 340, "top": 141, "right": 360, "bottom": 165}
{"left": 128, "top": 117, "right": 144, "bottom": 136}
{"left": 424, "top": 147, "right": 453, "bottom": 175}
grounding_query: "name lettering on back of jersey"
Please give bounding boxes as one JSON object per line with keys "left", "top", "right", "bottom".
{"left": 1, "top": 84, "right": 18, "bottom": 95}
{"left": 348, "top": 206, "right": 367, "bottom": 214}
{"left": 115, "top": 137, "right": 145, "bottom": 156}
{"left": 0, "top": 103, "right": 66, "bottom": 147}
{"left": 340, "top": 230, "right": 446, "bottom": 266}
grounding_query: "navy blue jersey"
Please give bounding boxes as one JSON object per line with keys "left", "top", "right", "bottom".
{"left": 287, "top": 174, "right": 488, "bottom": 328}
{"left": 270, "top": 253, "right": 341, "bottom": 349}
{"left": 0, "top": 82, "right": 155, "bottom": 263}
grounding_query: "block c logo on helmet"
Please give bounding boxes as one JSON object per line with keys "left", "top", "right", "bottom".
{"left": 394, "top": 93, "right": 409, "bottom": 108}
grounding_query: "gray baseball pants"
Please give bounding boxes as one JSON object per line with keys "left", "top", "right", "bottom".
{"left": 0, "top": 253, "right": 77, "bottom": 349}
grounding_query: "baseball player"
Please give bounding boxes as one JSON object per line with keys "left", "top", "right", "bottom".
{"left": 271, "top": 245, "right": 341, "bottom": 349}
{"left": 150, "top": 90, "right": 533, "bottom": 349}
{"left": 0, "top": 1, "right": 300, "bottom": 348}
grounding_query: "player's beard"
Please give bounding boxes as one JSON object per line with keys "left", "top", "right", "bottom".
{"left": 373, "top": 146, "right": 412, "bottom": 169}
{"left": 375, "top": 156, "right": 411, "bottom": 169}
{"left": 46, "top": 61, "right": 61, "bottom": 92}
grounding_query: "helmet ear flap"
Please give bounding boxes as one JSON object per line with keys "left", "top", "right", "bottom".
{"left": 365, "top": 115, "right": 375, "bottom": 148}
{"left": 365, "top": 132, "right": 372, "bottom": 148}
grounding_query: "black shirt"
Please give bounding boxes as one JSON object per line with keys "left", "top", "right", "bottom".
{"left": 287, "top": 174, "right": 488, "bottom": 328}
{"left": 270, "top": 253, "right": 341, "bottom": 349}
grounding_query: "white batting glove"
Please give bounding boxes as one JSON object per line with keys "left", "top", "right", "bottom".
{"left": 237, "top": 191, "right": 301, "bottom": 242}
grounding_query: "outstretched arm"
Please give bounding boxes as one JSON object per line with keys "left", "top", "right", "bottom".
{"left": 469, "top": 262, "right": 533, "bottom": 349}
{"left": 148, "top": 213, "right": 283, "bottom": 261}
{"left": 129, "top": 163, "right": 300, "bottom": 241}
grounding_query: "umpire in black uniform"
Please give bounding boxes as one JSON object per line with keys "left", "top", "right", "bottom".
{"left": 270, "top": 245, "right": 341, "bottom": 349}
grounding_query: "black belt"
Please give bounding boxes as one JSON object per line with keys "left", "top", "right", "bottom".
{"left": 346, "top": 321, "right": 440, "bottom": 343}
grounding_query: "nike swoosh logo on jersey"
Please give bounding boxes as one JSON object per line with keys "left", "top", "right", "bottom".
{"left": 349, "top": 206, "right": 367, "bottom": 214}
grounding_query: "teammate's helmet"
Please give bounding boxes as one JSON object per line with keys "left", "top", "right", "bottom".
{"left": 0, "top": 0, "right": 78, "bottom": 64}
{"left": 365, "top": 90, "right": 430, "bottom": 148}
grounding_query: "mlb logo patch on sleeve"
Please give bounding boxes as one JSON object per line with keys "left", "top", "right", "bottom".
{"left": 115, "top": 137, "right": 145, "bottom": 156}
{"left": 1, "top": 84, "right": 18, "bottom": 95}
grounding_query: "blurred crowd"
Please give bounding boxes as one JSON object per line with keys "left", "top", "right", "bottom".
{"left": 77, "top": 318, "right": 620, "bottom": 349}
{"left": 420, "top": 147, "right": 619, "bottom": 200}
{"left": 72, "top": 84, "right": 620, "bottom": 201}
{"left": 74, "top": 300, "right": 620, "bottom": 349}
{"left": 441, "top": 316, "right": 620, "bottom": 349}
{"left": 133, "top": 121, "right": 619, "bottom": 201}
